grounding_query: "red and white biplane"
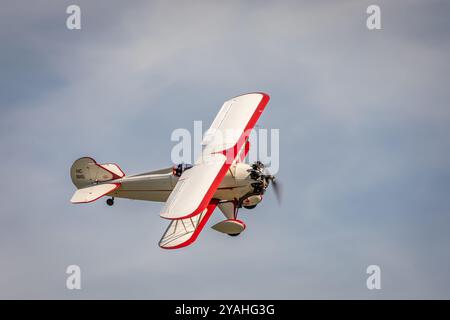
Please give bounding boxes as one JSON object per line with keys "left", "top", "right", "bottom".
{"left": 70, "top": 93, "right": 279, "bottom": 249}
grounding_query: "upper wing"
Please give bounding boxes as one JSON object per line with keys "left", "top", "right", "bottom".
{"left": 202, "top": 92, "right": 269, "bottom": 154}
{"left": 160, "top": 92, "right": 270, "bottom": 220}
{"left": 159, "top": 200, "right": 218, "bottom": 249}
{"left": 234, "top": 139, "right": 250, "bottom": 164}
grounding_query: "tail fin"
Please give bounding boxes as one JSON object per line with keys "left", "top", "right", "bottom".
{"left": 70, "top": 157, "right": 125, "bottom": 204}
{"left": 70, "top": 157, "right": 125, "bottom": 189}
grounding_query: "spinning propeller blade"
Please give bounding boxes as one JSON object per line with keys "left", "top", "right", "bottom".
{"left": 263, "top": 167, "right": 282, "bottom": 205}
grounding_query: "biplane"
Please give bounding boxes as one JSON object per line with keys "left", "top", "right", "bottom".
{"left": 70, "top": 92, "right": 279, "bottom": 249}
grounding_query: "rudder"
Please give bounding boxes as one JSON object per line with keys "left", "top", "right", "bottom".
{"left": 70, "top": 157, "right": 125, "bottom": 189}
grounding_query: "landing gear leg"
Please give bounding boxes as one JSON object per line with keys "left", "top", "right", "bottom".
{"left": 106, "top": 197, "right": 114, "bottom": 206}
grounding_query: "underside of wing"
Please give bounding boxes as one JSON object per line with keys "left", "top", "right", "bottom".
{"left": 160, "top": 93, "right": 270, "bottom": 220}
{"left": 159, "top": 201, "right": 218, "bottom": 249}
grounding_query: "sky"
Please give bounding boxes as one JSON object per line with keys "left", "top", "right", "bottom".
{"left": 0, "top": 0, "right": 450, "bottom": 299}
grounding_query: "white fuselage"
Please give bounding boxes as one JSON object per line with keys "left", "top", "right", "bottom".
{"left": 107, "top": 163, "right": 256, "bottom": 203}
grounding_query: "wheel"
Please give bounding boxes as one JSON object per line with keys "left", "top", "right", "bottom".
{"left": 228, "top": 233, "right": 241, "bottom": 237}
{"left": 106, "top": 198, "right": 114, "bottom": 206}
{"left": 243, "top": 205, "right": 257, "bottom": 210}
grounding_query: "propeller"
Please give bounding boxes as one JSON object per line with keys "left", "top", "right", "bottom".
{"left": 262, "top": 167, "right": 282, "bottom": 205}
{"left": 249, "top": 161, "right": 282, "bottom": 205}
{"left": 268, "top": 175, "right": 282, "bottom": 205}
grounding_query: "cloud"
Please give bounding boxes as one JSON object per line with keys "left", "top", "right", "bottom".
{"left": 0, "top": 0, "right": 450, "bottom": 299}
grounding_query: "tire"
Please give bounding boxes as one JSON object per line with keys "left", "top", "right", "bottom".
{"left": 243, "top": 205, "right": 257, "bottom": 209}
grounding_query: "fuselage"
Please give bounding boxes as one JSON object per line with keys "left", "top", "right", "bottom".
{"left": 107, "top": 163, "right": 258, "bottom": 203}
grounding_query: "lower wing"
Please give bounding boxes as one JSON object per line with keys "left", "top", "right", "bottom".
{"left": 159, "top": 200, "right": 218, "bottom": 249}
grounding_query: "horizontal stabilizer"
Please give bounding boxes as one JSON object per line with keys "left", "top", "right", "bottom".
{"left": 70, "top": 183, "right": 120, "bottom": 204}
{"left": 99, "top": 163, "right": 125, "bottom": 179}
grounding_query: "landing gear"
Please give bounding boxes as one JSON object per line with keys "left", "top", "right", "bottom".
{"left": 106, "top": 198, "right": 114, "bottom": 206}
{"left": 243, "top": 205, "right": 257, "bottom": 210}
{"left": 228, "top": 233, "right": 241, "bottom": 237}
